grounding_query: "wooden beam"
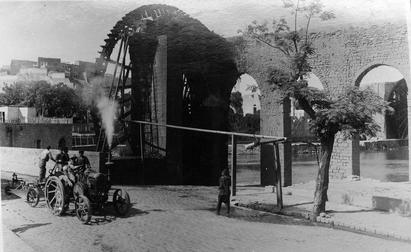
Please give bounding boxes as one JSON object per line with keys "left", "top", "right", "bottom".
{"left": 274, "top": 142, "right": 283, "bottom": 210}
{"left": 231, "top": 135, "right": 237, "bottom": 196}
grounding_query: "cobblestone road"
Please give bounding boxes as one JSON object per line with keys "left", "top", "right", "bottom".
{"left": 2, "top": 186, "right": 411, "bottom": 252}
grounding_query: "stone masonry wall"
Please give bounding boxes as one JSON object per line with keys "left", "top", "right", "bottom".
{"left": 152, "top": 35, "right": 167, "bottom": 155}
{"left": 310, "top": 24, "right": 410, "bottom": 179}
{"left": 235, "top": 23, "right": 410, "bottom": 181}
{"left": 0, "top": 123, "right": 72, "bottom": 149}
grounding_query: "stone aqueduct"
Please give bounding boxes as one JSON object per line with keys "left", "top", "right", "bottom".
{"left": 101, "top": 4, "right": 411, "bottom": 185}
{"left": 236, "top": 23, "right": 410, "bottom": 183}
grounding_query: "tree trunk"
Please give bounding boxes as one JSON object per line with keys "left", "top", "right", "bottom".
{"left": 312, "top": 134, "right": 335, "bottom": 219}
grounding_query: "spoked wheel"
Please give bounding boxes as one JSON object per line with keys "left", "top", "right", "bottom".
{"left": 26, "top": 187, "right": 40, "bottom": 207}
{"left": 45, "top": 176, "right": 66, "bottom": 216}
{"left": 113, "top": 189, "right": 131, "bottom": 216}
{"left": 75, "top": 195, "right": 92, "bottom": 224}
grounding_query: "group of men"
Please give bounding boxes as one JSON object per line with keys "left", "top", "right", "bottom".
{"left": 39, "top": 146, "right": 232, "bottom": 215}
{"left": 38, "top": 146, "right": 91, "bottom": 183}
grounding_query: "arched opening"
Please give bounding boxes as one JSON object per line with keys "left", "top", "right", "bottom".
{"left": 230, "top": 74, "right": 260, "bottom": 133}
{"left": 291, "top": 73, "right": 323, "bottom": 136}
{"left": 356, "top": 65, "right": 409, "bottom": 182}
{"left": 229, "top": 73, "right": 261, "bottom": 185}
{"left": 291, "top": 73, "right": 325, "bottom": 184}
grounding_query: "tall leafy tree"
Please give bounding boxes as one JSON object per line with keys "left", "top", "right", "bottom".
{"left": 241, "top": 0, "right": 391, "bottom": 218}
{"left": 0, "top": 82, "right": 27, "bottom": 105}
{"left": 0, "top": 81, "right": 86, "bottom": 119}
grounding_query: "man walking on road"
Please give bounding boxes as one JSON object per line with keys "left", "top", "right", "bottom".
{"left": 39, "top": 146, "right": 55, "bottom": 182}
{"left": 217, "top": 169, "right": 231, "bottom": 215}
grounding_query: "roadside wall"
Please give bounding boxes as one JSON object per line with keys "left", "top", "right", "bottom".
{"left": 0, "top": 147, "right": 103, "bottom": 177}
{"left": 0, "top": 123, "right": 72, "bottom": 149}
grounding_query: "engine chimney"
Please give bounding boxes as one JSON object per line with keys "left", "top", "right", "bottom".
{"left": 105, "top": 145, "right": 114, "bottom": 182}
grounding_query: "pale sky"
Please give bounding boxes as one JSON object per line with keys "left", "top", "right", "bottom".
{"left": 0, "top": 0, "right": 409, "bottom": 67}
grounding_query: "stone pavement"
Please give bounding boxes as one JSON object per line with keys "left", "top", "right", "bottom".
{"left": 2, "top": 178, "right": 411, "bottom": 251}
{"left": 230, "top": 178, "right": 411, "bottom": 242}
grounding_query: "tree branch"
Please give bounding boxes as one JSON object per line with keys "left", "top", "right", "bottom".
{"left": 295, "top": 0, "right": 300, "bottom": 34}
{"left": 305, "top": 13, "right": 313, "bottom": 44}
{"left": 296, "top": 95, "right": 316, "bottom": 119}
{"left": 292, "top": 35, "right": 299, "bottom": 54}
{"left": 250, "top": 32, "right": 290, "bottom": 56}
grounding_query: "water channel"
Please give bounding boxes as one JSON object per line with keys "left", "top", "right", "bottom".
{"left": 231, "top": 146, "right": 409, "bottom": 185}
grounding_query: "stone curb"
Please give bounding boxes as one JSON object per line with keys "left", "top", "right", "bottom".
{"left": 234, "top": 202, "right": 411, "bottom": 243}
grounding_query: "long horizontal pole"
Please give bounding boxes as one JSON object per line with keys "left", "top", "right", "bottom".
{"left": 123, "top": 119, "right": 287, "bottom": 141}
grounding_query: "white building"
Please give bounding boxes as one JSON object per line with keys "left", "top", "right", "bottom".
{"left": 0, "top": 106, "right": 72, "bottom": 124}
{"left": 0, "top": 106, "right": 36, "bottom": 123}
{"left": 6, "top": 67, "right": 74, "bottom": 89}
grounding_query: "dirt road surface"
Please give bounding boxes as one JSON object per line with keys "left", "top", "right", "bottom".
{"left": 2, "top": 185, "right": 411, "bottom": 252}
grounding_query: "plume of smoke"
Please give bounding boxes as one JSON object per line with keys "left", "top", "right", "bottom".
{"left": 80, "top": 75, "right": 118, "bottom": 148}
{"left": 97, "top": 96, "right": 118, "bottom": 148}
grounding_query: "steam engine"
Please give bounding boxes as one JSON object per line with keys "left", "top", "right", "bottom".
{"left": 76, "top": 171, "right": 110, "bottom": 208}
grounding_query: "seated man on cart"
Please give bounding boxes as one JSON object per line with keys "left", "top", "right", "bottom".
{"left": 55, "top": 147, "right": 70, "bottom": 172}
{"left": 67, "top": 150, "right": 94, "bottom": 183}
{"left": 74, "top": 150, "right": 91, "bottom": 174}
{"left": 55, "top": 147, "right": 76, "bottom": 187}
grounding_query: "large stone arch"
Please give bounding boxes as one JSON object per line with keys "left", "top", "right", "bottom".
{"left": 233, "top": 23, "right": 410, "bottom": 182}
{"left": 354, "top": 63, "right": 411, "bottom": 87}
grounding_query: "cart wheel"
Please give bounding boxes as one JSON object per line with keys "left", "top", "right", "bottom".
{"left": 75, "top": 195, "right": 92, "bottom": 224}
{"left": 113, "top": 189, "right": 131, "bottom": 216}
{"left": 26, "top": 187, "right": 40, "bottom": 207}
{"left": 45, "top": 176, "right": 66, "bottom": 216}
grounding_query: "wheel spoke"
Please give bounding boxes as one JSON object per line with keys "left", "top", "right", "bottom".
{"left": 49, "top": 194, "right": 56, "bottom": 204}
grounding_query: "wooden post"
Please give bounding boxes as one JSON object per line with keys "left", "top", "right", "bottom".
{"left": 274, "top": 142, "right": 283, "bottom": 209}
{"left": 231, "top": 135, "right": 237, "bottom": 196}
{"left": 139, "top": 123, "right": 145, "bottom": 184}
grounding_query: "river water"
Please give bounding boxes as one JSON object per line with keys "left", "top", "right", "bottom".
{"left": 232, "top": 146, "right": 409, "bottom": 185}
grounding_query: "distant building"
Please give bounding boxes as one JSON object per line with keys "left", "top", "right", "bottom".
{"left": 0, "top": 106, "right": 72, "bottom": 149}
{"left": 5, "top": 57, "right": 100, "bottom": 89}
{"left": 61, "top": 62, "right": 80, "bottom": 80}
{"left": 242, "top": 93, "right": 261, "bottom": 115}
{"left": 11, "top": 67, "right": 73, "bottom": 88}
{"left": 10, "top": 60, "right": 37, "bottom": 75}
{"left": 77, "top": 60, "right": 98, "bottom": 80}
{"left": 38, "top": 57, "right": 62, "bottom": 71}
{"left": 17, "top": 67, "right": 48, "bottom": 82}
{"left": 47, "top": 71, "right": 73, "bottom": 87}
{"left": 0, "top": 106, "right": 36, "bottom": 123}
